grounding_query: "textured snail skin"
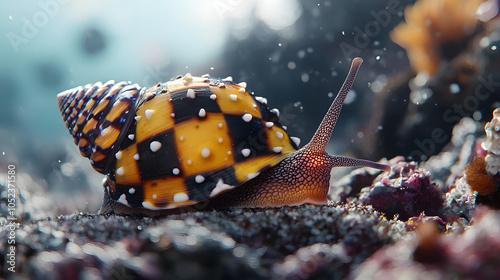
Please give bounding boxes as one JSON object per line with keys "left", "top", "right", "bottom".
{"left": 97, "top": 57, "right": 391, "bottom": 215}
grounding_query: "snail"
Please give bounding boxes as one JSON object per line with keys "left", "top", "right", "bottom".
{"left": 57, "top": 57, "right": 390, "bottom": 215}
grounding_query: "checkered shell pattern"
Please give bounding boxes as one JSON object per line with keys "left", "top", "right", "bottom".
{"left": 57, "top": 75, "right": 299, "bottom": 210}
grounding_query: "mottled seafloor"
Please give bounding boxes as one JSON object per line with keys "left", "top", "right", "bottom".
{"left": 2, "top": 113, "right": 500, "bottom": 280}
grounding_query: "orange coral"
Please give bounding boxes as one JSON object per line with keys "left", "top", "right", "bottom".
{"left": 464, "top": 157, "right": 498, "bottom": 196}
{"left": 391, "top": 0, "right": 485, "bottom": 76}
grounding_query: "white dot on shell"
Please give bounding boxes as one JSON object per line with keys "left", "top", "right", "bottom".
{"left": 218, "top": 123, "right": 223, "bottom": 128}
{"left": 238, "top": 82, "right": 247, "bottom": 88}
{"left": 291, "top": 136, "right": 301, "bottom": 147}
{"left": 201, "top": 148, "right": 211, "bottom": 158}
{"left": 187, "top": 159, "right": 192, "bottom": 165}
{"left": 210, "top": 94, "right": 217, "bottom": 100}
{"left": 173, "top": 192, "right": 189, "bottom": 203}
{"left": 115, "top": 151, "right": 122, "bottom": 160}
{"left": 116, "top": 167, "right": 124, "bottom": 176}
{"left": 129, "top": 188, "right": 136, "bottom": 194}
{"left": 128, "top": 134, "right": 135, "bottom": 140}
{"left": 145, "top": 109, "right": 154, "bottom": 120}
{"left": 229, "top": 94, "right": 238, "bottom": 101}
{"left": 271, "top": 108, "right": 280, "bottom": 117}
{"left": 150, "top": 141, "right": 162, "bottom": 152}
{"left": 195, "top": 175, "right": 205, "bottom": 183}
{"left": 273, "top": 147, "right": 283, "bottom": 153}
{"left": 172, "top": 168, "right": 180, "bottom": 175}
{"left": 242, "top": 113, "right": 252, "bottom": 122}
{"left": 187, "top": 88, "right": 196, "bottom": 99}
{"left": 276, "top": 132, "right": 284, "bottom": 139}
{"left": 171, "top": 113, "right": 176, "bottom": 118}
{"left": 266, "top": 122, "right": 274, "bottom": 128}
{"left": 133, "top": 153, "right": 140, "bottom": 160}
{"left": 199, "top": 108, "right": 206, "bottom": 118}
{"left": 218, "top": 138, "right": 223, "bottom": 143}
{"left": 238, "top": 88, "right": 245, "bottom": 93}
{"left": 134, "top": 116, "right": 141, "bottom": 121}
{"left": 255, "top": 97, "right": 267, "bottom": 105}
{"left": 101, "top": 127, "right": 110, "bottom": 136}
{"left": 184, "top": 73, "right": 193, "bottom": 81}
{"left": 152, "top": 194, "right": 158, "bottom": 199}
{"left": 241, "top": 148, "right": 251, "bottom": 157}
{"left": 118, "top": 194, "right": 129, "bottom": 206}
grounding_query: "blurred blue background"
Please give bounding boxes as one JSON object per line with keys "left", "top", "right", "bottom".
{"left": 0, "top": 0, "right": 414, "bottom": 213}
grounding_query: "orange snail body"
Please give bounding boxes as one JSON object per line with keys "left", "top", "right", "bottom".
{"left": 57, "top": 57, "right": 390, "bottom": 215}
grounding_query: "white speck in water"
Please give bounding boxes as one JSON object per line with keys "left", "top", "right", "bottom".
{"left": 327, "top": 92, "right": 334, "bottom": 98}
{"left": 473, "top": 111, "right": 482, "bottom": 121}
{"left": 288, "top": 61, "right": 296, "bottom": 70}
{"left": 298, "top": 50, "right": 306, "bottom": 59}
{"left": 492, "top": 45, "right": 497, "bottom": 51}
{"left": 375, "top": 55, "right": 381, "bottom": 60}
{"left": 449, "top": 83, "right": 460, "bottom": 94}
{"left": 357, "top": 131, "right": 364, "bottom": 138}
{"left": 301, "top": 73, "right": 309, "bottom": 83}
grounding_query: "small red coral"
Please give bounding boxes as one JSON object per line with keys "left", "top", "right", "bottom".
{"left": 464, "top": 157, "right": 497, "bottom": 195}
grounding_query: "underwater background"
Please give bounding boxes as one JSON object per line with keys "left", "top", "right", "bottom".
{"left": 2, "top": 0, "right": 500, "bottom": 279}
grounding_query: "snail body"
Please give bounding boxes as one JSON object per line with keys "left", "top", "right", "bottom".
{"left": 57, "top": 57, "right": 390, "bottom": 214}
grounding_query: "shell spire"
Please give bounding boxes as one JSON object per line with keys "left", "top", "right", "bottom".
{"left": 57, "top": 81, "right": 142, "bottom": 173}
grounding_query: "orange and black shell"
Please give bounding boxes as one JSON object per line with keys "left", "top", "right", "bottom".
{"left": 57, "top": 74, "right": 300, "bottom": 210}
